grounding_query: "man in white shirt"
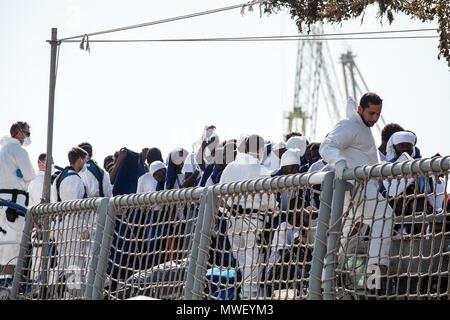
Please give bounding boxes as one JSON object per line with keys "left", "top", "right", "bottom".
{"left": 51, "top": 147, "right": 90, "bottom": 274}
{"left": 219, "top": 134, "right": 274, "bottom": 299}
{"left": 0, "top": 121, "right": 35, "bottom": 279}
{"left": 77, "top": 142, "right": 113, "bottom": 198}
{"left": 319, "top": 93, "right": 392, "bottom": 272}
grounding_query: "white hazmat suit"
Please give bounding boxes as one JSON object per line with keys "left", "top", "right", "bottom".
{"left": 319, "top": 102, "right": 392, "bottom": 267}
{"left": 0, "top": 136, "right": 35, "bottom": 266}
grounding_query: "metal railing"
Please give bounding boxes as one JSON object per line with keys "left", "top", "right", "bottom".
{"left": 8, "top": 156, "right": 450, "bottom": 300}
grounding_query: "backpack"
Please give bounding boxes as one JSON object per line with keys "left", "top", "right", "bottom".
{"left": 86, "top": 159, "right": 105, "bottom": 197}
{"left": 56, "top": 167, "right": 87, "bottom": 202}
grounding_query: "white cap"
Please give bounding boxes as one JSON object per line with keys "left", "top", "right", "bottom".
{"left": 281, "top": 148, "right": 301, "bottom": 167}
{"left": 286, "top": 136, "right": 307, "bottom": 156}
{"left": 150, "top": 161, "right": 166, "bottom": 176}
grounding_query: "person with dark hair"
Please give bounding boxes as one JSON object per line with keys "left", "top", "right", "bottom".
{"left": 50, "top": 147, "right": 91, "bottom": 280}
{"left": 219, "top": 134, "right": 274, "bottom": 299}
{"left": 78, "top": 142, "right": 113, "bottom": 198}
{"left": 27, "top": 153, "right": 57, "bottom": 208}
{"left": 103, "top": 155, "right": 114, "bottom": 173}
{"left": 378, "top": 123, "right": 405, "bottom": 161}
{"left": 146, "top": 148, "right": 163, "bottom": 166}
{"left": 52, "top": 147, "right": 88, "bottom": 202}
{"left": 0, "top": 121, "right": 35, "bottom": 280}
{"left": 320, "top": 94, "right": 393, "bottom": 275}
{"left": 284, "top": 131, "right": 303, "bottom": 142}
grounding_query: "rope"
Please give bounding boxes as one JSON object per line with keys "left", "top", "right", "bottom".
{"left": 64, "top": 34, "right": 439, "bottom": 45}
{"left": 58, "top": 1, "right": 268, "bottom": 43}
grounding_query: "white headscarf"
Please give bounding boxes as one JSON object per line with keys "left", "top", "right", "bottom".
{"left": 150, "top": 161, "right": 166, "bottom": 176}
{"left": 286, "top": 136, "right": 307, "bottom": 156}
{"left": 281, "top": 148, "right": 301, "bottom": 167}
{"left": 386, "top": 131, "right": 416, "bottom": 161}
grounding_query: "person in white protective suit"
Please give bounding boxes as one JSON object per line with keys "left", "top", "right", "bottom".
{"left": 77, "top": 142, "right": 113, "bottom": 198}
{"left": 50, "top": 147, "right": 90, "bottom": 277}
{"left": 27, "top": 153, "right": 58, "bottom": 208}
{"left": 319, "top": 93, "right": 392, "bottom": 272}
{"left": 0, "top": 121, "right": 35, "bottom": 280}
{"left": 219, "top": 134, "right": 275, "bottom": 299}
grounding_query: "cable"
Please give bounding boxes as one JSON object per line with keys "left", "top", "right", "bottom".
{"left": 62, "top": 35, "right": 439, "bottom": 44}
{"left": 57, "top": 1, "right": 267, "bottom": 42}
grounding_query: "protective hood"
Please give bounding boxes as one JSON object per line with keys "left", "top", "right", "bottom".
{"left": 0, "top": 136, "right": 20, "bottom": 147}
{"left": 345, "top": 97, "right": 358, "bottom": 119}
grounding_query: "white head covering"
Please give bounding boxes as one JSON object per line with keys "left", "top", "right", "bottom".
{"left": 170, "top": 148, "right": 188, "bottom": 165}
{"left": 345, "top": 96, "right": 358, "bottom": 119}
{"left": 237, "top": 134, "right": 249, "bottom": 153}
{"left": 386, "top": 131, "right": 416, "bottom": 161}
{"left": 286, "top": 136, "right": 307, "bottom": 156}
{"left": 281, "top": 148, "right": 301, "bottom": 167}
{"left": 150, "top": 161, "right": 166, "bottom": 176}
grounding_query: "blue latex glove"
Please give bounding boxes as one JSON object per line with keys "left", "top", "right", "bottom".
{"left": 16, "top": 169, "right": 23, "bottom": 178}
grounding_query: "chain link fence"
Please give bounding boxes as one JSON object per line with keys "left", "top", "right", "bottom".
{"left": 324, "top": 156, "right": 450, "bottom": 300}
{"left": 8, "top": 156, "right": 450, "bottom": 300}
{"left": 10, "top": 198, "right": 102, "bottom": 300}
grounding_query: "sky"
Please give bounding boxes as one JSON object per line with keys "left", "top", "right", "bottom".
{"left": 1, "top": 0, "right": 449, "bottom": 171}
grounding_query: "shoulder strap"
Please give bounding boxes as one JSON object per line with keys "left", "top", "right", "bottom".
{"left": 56, "top": 167, "right": 82, "bottom": 202}
{"left": 87, "top": 159, "right": 105, "bottom": 197}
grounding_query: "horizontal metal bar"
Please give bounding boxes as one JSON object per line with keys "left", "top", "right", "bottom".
{"left": 31, "top": 197, "right": 102, "bottom": 215}
{"left": 111, "top": 186, "right": 205, "bottom": 207}
{"left": 394, "top": 213, "right": 449, "bottom": 224}
{"left": 212, "top": 171, "right": 328, "bottom": 196}
{"left": 342, "top": 156, "right": 450, "bottom": 181}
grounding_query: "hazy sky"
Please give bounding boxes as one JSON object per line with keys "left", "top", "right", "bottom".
{"left": 1, "top": 0, "right": 449, "bottom": 171}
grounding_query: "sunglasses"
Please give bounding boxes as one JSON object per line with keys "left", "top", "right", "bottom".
{"left": 20, "top": 128, "right": 31, "bottom": 137}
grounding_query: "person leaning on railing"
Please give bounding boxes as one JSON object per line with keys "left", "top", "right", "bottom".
{"left": 319, "top": 93, "right": 393, "bottom": 276}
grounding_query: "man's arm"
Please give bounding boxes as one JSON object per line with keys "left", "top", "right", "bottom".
{"left": 319, "top": 119, "right": 356, "bottom": 166}
{"left": 109, "top": 148, "right": 127, "bottom": 184}
{"left": 15, "top": 147, "right": 35, "bottom": 183}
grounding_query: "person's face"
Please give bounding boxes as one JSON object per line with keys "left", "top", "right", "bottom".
{"left": 17, "top": 126, "right": 30, "bottom": 145}
{"left": 358, "top": 103, "right": 382, "bottom": 127}
{"left": 153, "top": 168, "right": 166, "bottom": 184}
{"left": 309, "top": 147, "right": 321, "bottom": 165}
{"left": 394, "top": 142, "right": 414, "bottom": 158}
{"left": 282, "top": 164, "right": 300, "bottom": 175}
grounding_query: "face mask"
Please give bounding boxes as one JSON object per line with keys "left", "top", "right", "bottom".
{"left": 23, "top": 137, "right": 31, "bottom": 147}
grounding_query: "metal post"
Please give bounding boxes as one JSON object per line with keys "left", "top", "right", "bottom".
{"left": 91, "top": 200, "right": 117, "bottom": 300}
{"left": 184, "top": 189, "right": 208, "bottom": 300}
{"left": 42, "top": 27, "right": 58, "bottom": 204}
{"left": 84, "top": 198, "right": 110, "bottom": 300}
{"left": 10, "top": 209, "right": 34, "bottom": 299}
{"left": 308, "top": 171, "right": 334, "bottom": 300}
{"left": 322, "top": 178, "right": 347, "bottom": 300}
{"left": 190, "top": 187, "right": 216, "bottom": 300}
{"left": 38, "top": 28, "right": 58, "bottom": 295}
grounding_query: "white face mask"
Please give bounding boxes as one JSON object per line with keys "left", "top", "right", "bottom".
{"left": 23, "top": 136, "right": 31, "bottom": 147}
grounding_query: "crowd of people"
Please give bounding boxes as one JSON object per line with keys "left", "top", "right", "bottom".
{"left": 0, "top": 92, "right": 449, "bottom": 298}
